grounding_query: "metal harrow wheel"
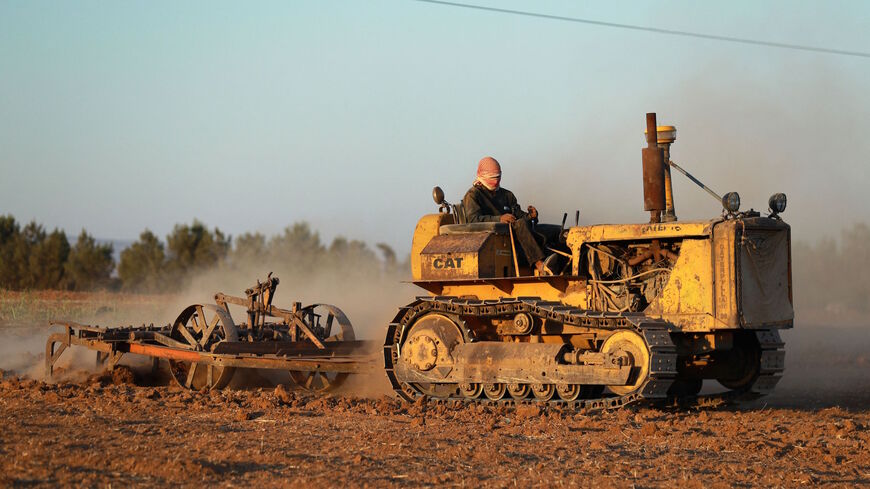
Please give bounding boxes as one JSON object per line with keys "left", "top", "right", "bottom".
{"left": 168, "top": 304, "right": 238, "bottom": 391}
{"left": 288, "top": 304, "right": 355, "bottom": 393}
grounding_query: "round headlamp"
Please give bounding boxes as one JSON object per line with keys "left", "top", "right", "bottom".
{"left": 769, "top": 193, "right": 787, "bottom": 214}
{"left": 722, "top": 192, "right": 740, "bottom": 213}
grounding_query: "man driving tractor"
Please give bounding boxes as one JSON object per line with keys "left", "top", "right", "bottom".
{"left": 462, "top": 156, "right": 552, "bottom": 275}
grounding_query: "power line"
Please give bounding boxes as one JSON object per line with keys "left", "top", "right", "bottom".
{"left": 413, "top": 0, "right": 870, "bottom": 59}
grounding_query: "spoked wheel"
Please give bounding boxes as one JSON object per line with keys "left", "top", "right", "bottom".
{"left": 460, "top": 382, "right": 482, "bottom": 399}
{"left": 483, "top": 383, "right": 506, "bottom": 400}
{"left": 556, "top": 384, "right": 581, "bottom": 401}
{"left": 532, "top": 383, "right": 555, "bottom": 401}
{"left": 507, "top": 383, "right": 530, "bottom": 399}
{"left": 168, "top": 304, "right": 238, "bottom": 391}
{"left": 289, "top": 304, "right": 354, "bottom": 393}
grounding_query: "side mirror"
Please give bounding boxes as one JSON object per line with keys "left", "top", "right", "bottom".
{"left": 432, "top": 186, "right": 445, "bottom": 205}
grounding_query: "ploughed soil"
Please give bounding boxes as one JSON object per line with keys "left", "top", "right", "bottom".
{"left": 1, "top": 326, "right": 869, "bottom": 487}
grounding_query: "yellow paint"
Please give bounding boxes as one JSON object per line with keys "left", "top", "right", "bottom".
{"left": 567, "top": 220, "right": 714, "bottom": 247}
{"left": 409, "top": 213, "right": 790, "bottom": 334}
{"left": 645, "top": 239, "right": 717, "bottom": 331}
{"left": 436, "top": 281, "right": 587, "bottom": 307}
{"left": 421, "top": 252, "right": 480, "bottom": 280}
{"left": 644, "top": 125, "right": 677, "bottom": 144}
{"left": 411, "top": 213, "right": 453, "bottom": 280}
{"left": 713, "top": 221, "right": 738, "bottom": 327}
{"left": 419, "top": 231, "right": 515, "bottom": 280}
{"left": 567, "top": 220, "right": 716, "bottom": 275}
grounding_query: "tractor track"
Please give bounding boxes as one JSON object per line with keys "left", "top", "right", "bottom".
{"left": 384, "top": 296, "right": 785, "bottom": 410}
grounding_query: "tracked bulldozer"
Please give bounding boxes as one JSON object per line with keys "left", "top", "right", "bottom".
{"left": 384, "top": 113, "right": 792, "bottom": 408}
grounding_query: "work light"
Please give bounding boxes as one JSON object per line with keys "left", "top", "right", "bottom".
{"left": 722, "top": 192, "right": 740, "bottom": 213}
{"left": 769, "top": 193, "right": 787, "bottom": 215}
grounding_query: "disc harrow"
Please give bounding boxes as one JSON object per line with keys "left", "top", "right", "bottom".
{"left": 45, "top": 275, "right": 379, "bottom": 392}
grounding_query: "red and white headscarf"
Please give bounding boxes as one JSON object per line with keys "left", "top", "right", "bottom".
{"left": 475, "top": 156, "right": 501, "bottom": 191}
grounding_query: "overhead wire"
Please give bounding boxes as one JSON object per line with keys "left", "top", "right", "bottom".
{"left": 413, "top": 0, "right": 870, "bottom": 59}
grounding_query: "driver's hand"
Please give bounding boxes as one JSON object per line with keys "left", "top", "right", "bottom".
{"left": 527, "top": 206, "right": 538, "bottom": 219}
{"left": 500, "top": 213, "right": 517, "bottom": 224}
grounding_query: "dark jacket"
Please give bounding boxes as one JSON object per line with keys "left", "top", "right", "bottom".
{"left": 462, "top": 183, "right": 528, "bottom": 223}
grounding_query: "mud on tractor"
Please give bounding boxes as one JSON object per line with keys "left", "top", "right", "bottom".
{"left": 47, "top": 113, "right": 792, "bottom": 410}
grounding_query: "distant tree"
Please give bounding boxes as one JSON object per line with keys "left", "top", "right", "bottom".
{"left": 376, "top": 242, "right": 397, "bottom": 269}
{"left": 19, "top": 223, "right": 70, "bottom": 290}
{"left": 118, "top": 230, "right": 166, "bottom": 292}
{"left": 0, "top": 214, "right": 412, "bottom": 293}
{"left": 12, "top": 221, "right": 44, "bottom": 289}
{"left": 231, "top": 232, "right": 267, "bottom": 264}
{"left": 267, "top": 223, "right": 325, "bottom": 272}
{"left": 329, "top": 237, "right": 376, "bottom": 262}
{"left": 0, "top": 215, "right": 22, "bottom": 289}
{"left": 165, "top": 220, "right": 231, "bottom": 278}
{"left": 63, "top": 230, "right": 114, "bottom": 290}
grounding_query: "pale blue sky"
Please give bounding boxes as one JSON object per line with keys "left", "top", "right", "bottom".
{"left": 1, "top": 0, "right": 868, "bottom": 252}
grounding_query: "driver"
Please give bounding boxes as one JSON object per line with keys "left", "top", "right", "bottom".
{"left": 462, "top": 156, "right": 550, "bottom": 275}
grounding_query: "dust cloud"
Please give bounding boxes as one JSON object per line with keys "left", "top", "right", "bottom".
{"left": 770, "top": 325, "right": 870, "bottom": 409}
{"left": 170, "top": 259, "right": 415, "bottom": 342}
{"left": 0, "top": 297, "right": 172, "bottom": 382}
{"left": 0, "top": 328, "right": 51, "bottom": 379}
{"left": 0, "top": 233, "right": 416, "bottom": 396}
{"left": 158, "top": 254, "right": 416, "bottom": 396}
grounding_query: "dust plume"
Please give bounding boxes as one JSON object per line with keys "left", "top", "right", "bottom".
{"left": 770, "top": 223, "right": 870, "bottom": 409}
{"left": 0, "top": 293, "right": 175, "bottom": 382}
{"left": 150, "top": 236, "right": 418, "bottom": 396}
{"left": 170, "top": 256, "right": 415, "bottom": 342}
{"left": 0, "top": 224, "right": 415, "bottom": 396}
{"left": 0, "top": 327, "right": 52, "bottom": 379}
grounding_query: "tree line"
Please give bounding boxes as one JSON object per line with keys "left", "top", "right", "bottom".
{"left": 0, "top": 215, "right": 114, "bottom": 291}
{"left": 4, "top": 211, "right": 867, "bottom": 315}
{"left": 0, "top": 215, "right": 405, "bottom": 293}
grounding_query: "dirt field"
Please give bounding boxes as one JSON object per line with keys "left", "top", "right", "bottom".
{"left": 0, "top": 293, "right": 868, "bottom": 487}
{"left": 0, "top": 370, "right": 867, "bottom": 488}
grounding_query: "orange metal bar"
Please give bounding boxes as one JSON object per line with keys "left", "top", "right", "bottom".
{"left": 128, "top": 343, "right": 203, "bottom": 363}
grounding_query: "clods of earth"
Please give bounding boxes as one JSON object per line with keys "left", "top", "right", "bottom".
{"left": 0, "top": 366, "right": 868, "bottom": 488}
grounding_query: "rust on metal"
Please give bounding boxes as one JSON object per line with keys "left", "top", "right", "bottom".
{"left": 642, "top": 112, "right": 666, "bottom": 220}
{"left": 127, "top": 343, "right": 202, "bottom": 363}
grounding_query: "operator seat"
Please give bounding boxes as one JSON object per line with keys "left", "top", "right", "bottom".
{"left": 438, "top": 201, "right": 511, "bottom": 235}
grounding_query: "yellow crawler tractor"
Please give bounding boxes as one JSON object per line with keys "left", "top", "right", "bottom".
{"left": 384, "top": 113, "right": 792, "bottom": 408}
